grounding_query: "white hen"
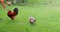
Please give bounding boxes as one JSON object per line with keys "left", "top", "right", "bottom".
{"left": 29, "top": 16, "right": 36, "bottom": 24}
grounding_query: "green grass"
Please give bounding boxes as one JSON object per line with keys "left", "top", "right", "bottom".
{"left": 0, "top": 0, "right": 60, "bottom": 32}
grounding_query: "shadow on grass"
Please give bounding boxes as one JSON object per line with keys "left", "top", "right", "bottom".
{"left": 0, "top": 18, "right": 2, "bottom": 20}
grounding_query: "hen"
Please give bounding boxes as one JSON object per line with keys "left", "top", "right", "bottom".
{"left": 7, "top": 1, "right": 12, "bottom": 6}
{"left": 29, "top": 16, "right": 36, "bottom": 24}
{"left": 7, "top": 8, "right": 18, "bottom": 20}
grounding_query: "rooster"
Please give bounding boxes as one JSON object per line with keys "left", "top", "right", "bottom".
{"left": 7, "top": 8, "right": 19, "bottom": 20}
{"left": 29, "top": 16, "right": 36, "bottom": 24}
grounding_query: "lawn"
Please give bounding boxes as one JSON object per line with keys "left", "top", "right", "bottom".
{"left": 0, "top": 0, "right": 60, "bottom": 32}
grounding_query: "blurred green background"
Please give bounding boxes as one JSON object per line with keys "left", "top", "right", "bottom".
{"left": 0, "top": 0, "right": 60, "bottom": 32}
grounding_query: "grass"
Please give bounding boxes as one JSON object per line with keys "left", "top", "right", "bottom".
{"left": 0, "top": 0, "right": 60, "bottom": 32}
